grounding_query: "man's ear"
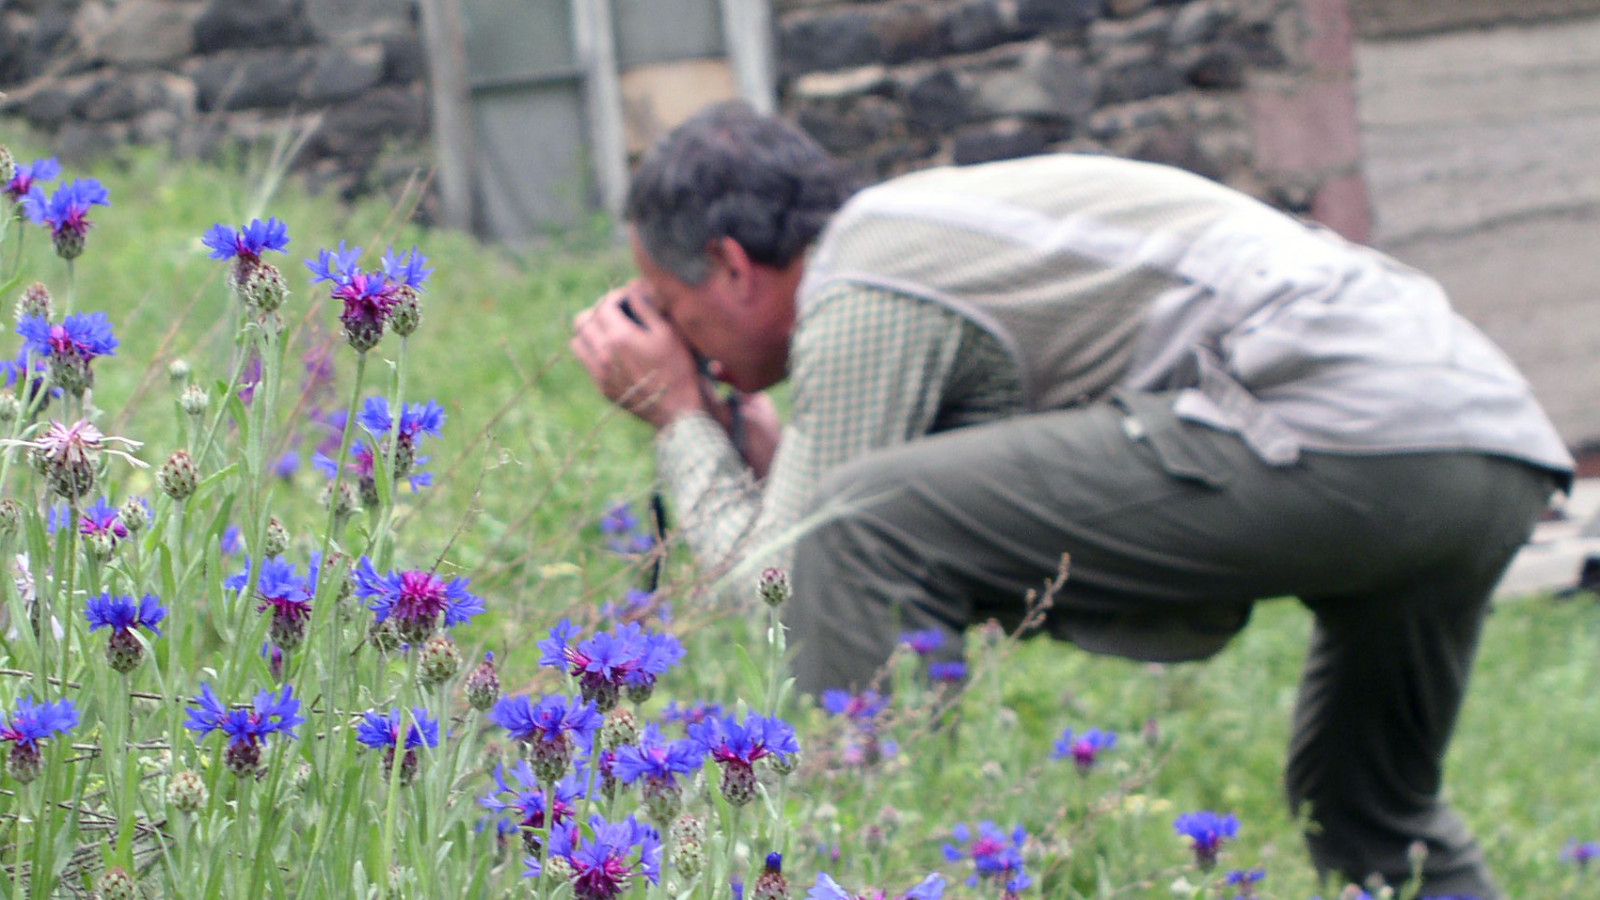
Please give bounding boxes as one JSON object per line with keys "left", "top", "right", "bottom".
{"left": 707, "top": 236, "right": 755, "bottom": 305}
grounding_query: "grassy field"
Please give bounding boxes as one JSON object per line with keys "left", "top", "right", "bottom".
{"left": 1, "top": 126, "right": 1597, "bottom": 899}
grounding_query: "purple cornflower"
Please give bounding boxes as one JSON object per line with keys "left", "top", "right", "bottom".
{"left": 1173, "top": 811, "right": 1238, "bottom": 871}
{"left": 807, "top": 873, "right": 946, "bottom": 900}
{"left": 899, "top": 629, "right": 945, "bottom": 656}
{"left": 183, "top": 684, "right": 303, "bottom": 778}
{"left": 226, "top": 556, "right": 315, "bottom": 651}
{"left": 22, "top": 178, "right": 109, "bottom": 259}
{"left": 3, "top": 157, "right": 59, "bottom": 201}
{"left": 17, "top": 311, "right": 118, "bottom": 395}
{"left": 1052, "top": 727, "right": 1116, "bottom": 774}
{"left": 381, "top": 246, "right": 433, "bottom": 288}
{"left": 614, "top": 723, "right": 705, "bottom": 823}
{"left": 820, "top": 689, "right": 886, "bottom": 728}
{"left": 927, "top": 661, "right": 966, "bottom": 683}
{"left": 0, "top": 694, "right": 79, "bottom": 783}
{"left": 599, "top": 501, "right": 655, "bottom": 555}
{"left": 312, "top": 396, "right": 444, "bottom": 497}
{"left": 306, "top": 242, "right": 398, "bottom": 352}
{"left": 526, "top": 814, "right": 661, "bottom": 900}
{"left": 660, "top": 699, "right": 723, "bottom": 729}
{"left": 479, "top": 760, "right": 585, "bottom": 855}
{"left": 78, "top": 496, "right": 128, "bottom": 541}
{"left": 1224, "top": 867, "right": 1264, "bottom": 898}
{"left": 202, "top": 218, "right": 289, "bottom": 263}
{"left": 489, "top": 693, "right": 601, "bottom": 783}
{"left": 353, "top": 557, "right": 483, "bottom": 645}
{"left": 355, "top": 707, "right": 439, "bottom": 787}
{"left": 538, "top": 619, "right": 683, "bottom": 710}
{"left": 688, "top": 713, "right": 800, "bottom": 806}
{"left": 219, "top": 525, "right": 242, "bottom": 556}
{"left": 1562, "top": 840, "right": 1600, "bottom": 868}
{"left": 943, "top": 821, "right": 1029, "bottom": 891}
{"left": 84, "top": 591, "right": 165, "bottom": 672}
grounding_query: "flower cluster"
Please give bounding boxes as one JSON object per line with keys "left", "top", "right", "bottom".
{"left": 306, "top": 243, "right": 430, "bottom": 351}
{"left": 526, "top": 814, "right": 661, "bottom": 900}
{"left": 21, "top": 178, "right": 109, "bottom": 259}
{"left": 599, "top": 501, "right": 655, "bottom": 556}
{"left": 313, "top": 396, "right": 444, "bottom": 506}
{"left": 688, "top": 713, "right": 799, "bottom": 806}
{"left": 942, "top": 821, "right": 1030, "bottom": 895}
{"left": 17, "top": 311, "right": 117, "bottom": 396}
{"left": 539, "top": 619, "right": 684, "bottom": 711}
{"left": 184, "top": 684, "right": 303, "bottom": 778}
{"left": 0, "top": 695, "right": 79, "bottom": 783}
{"left": 613, "top": 723, "right": 705, "bottom": 823}
{"left": 489, "top": 693, "right": 602, "bottom": 784}
{"left": 480, "top": 761, "right": 585, "bottom": 855}
{"left": 204, "top": 217, "right": 290, "bottom": 314}
{"left": 3, "top": 156, "right": 59, "bottom": 202}
{"left": 226, "top": 556, "right": 315, "bottom": 651}
{"left": 84, "top": 592, "right": 165, "bottom": 673}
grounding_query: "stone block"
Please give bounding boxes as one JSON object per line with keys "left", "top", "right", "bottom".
{"left": 1310, "top": 172, "right": 1370, "bottom": 241}
{"left": 304, "top": 0, "right": 413, "bottom": 44}
{"left": 309, "top": 86, "right": 426, "bottom": 161}
{"left": 189, "top": 49, "right": 315, "bottom": 111}
{"left": 55, "top": 121, "right": 122, "bottom": 163}
{"left": 1097, "top": 54, "right": 1184, "bottom": 104}
{"left": 1128, "top": 121, "right": 1222, "bottom": 178}
{"left": 780, "top": 9, "right": 881, "bottom": 77}
{"left": 77, "top": 71, "right": 170, "bottom": 122}
{"left": 381, "top": 33, "right": 425, "bottom": 85}
{"left": 796, "top": 94, "right": 905, "bottom": 155}
{"left": 1088, "top": 7, "right": 1171, "bottom": 56}
{"left": 1182, "top": 44, "right": 1245, "bottom": 88}
{"left": 302, "top": 43, "right": 384, "bottom": 104}
{"left": 945, "top": 0, "right": 1014, "bottom": 54}
{"left": 193, "top": 0, "right": 305, "bottom": 52}
{"left": 952, "top": 118, "right": 1049, "bottom": 164}
{"left": 973, "top": 44, "right": 1098, "bottom": 122}
{"left": 131, "top": 107, "right": 182, "bottom": 144}
{"left": 1108, "top": 0, "right": 1156, "bottom": 18}
{"left": 875, "top": 3, "right": 948, "bottom": 65}
{"left": 1017, "top": 0, "right": 1104, "bottom": 31}
{"left": 95, "top": 0, "right": 196, "bottom": 66}
{"left": 19, "top": 85, "right": 75, "bottom": 129}
{"left": 906, "top": 67, "right": 969, "bottom": 131}
{"left": 1248, "top": 78, "right": 1361, "bottom": 174}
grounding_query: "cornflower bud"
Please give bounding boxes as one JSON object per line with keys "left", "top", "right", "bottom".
{"left": 117, "top": 497, "right": 148, "bottom": 533}
{"left": 263, "top": 516, "right": 290, "bottom": 557}
{"left": 96, "top": 866, "right": 138, "bottom": 900}
{"left": 158, "top": 449, "right": 197, "bottom": 501}
{"left": 0, "top": 145, "right": 12, "bottom": 185}
{"left": 84, "top": 528, "right": 117, "bottom": 562}
{"left": 320, "top": 478, "right": 359, "bottom": 525}
{"left": 234, "top": 259, "right": 289, "bottom": 314}
{"left": 167, "top": 768, "right": 209, "bottom": 810}
{"left": 757, "top": 567, "right": 790, "bottom": 607}
{"left": 0, "top": 391, "right": 19, "bottom": 423}
{"left": 464, "top": 652, "right": 501, "bottom": 711}
{"left": 542, "top": 854, "right": 574, "bottom": 884}
{"left": 669, "top": 815, "right": 706, "bottom": 879}
{"left": 7, "top": 742, "right": 43, "bottom": 783}
{"left": 167, "top": 358, "right": 190, "bottom": 382}
{"left": 418, "top": 633, "right": 461, "bottom": 686}
{"left": 17, "top": 282, "right": 52, "bottom": 323}
{"left": 602, "top": 707, "right": 639, "bottom": 750}
{"left": 388, "top": 284, "right": 422, "bottom": 337}
{"left": 0, "top": 498, "right": 20, "bottom": 538}
{"left": 368, "top": 616, "right": 403, "bottom": 653}
{"left": 750, "top": 852, "right": 789, "bottom": 900}
{"left": 179, "top": 383, "right": 208, "bottom": 417}
{"left": 766, "top": 748, "right": 800, "bottom": 776}
{"left": 17, "top": 419, "right": 143, "bottom": 502}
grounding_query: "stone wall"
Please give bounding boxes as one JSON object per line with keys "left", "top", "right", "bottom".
{"left": 0, "top": 0, "right": 428, "bottom": 202}
{"left": 776, "top": 0, "right": 1370, "bottom": 240}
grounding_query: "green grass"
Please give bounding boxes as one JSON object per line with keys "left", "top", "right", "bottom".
{"left": 2, "top": 123, "right": 1597, "bottom": 900}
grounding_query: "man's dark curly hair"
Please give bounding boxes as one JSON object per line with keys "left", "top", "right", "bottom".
{"left": 625, "top": 101, "right": 856, "bottom": 285}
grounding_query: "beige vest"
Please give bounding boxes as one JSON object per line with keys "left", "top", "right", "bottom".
{"left": 799, "top": 154, "right": 1574, "bottom": 477}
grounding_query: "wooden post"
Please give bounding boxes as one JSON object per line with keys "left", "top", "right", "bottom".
{"left": 418, "top": 0, "right": 477, "bottom": 232}
{"left": 719, "top": 0, "right": 777, "bottom": 114}
{"left": 572, "top": 0, "right": 630, "bottom": 219}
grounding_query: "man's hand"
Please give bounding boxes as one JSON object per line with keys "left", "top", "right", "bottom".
{"left": 570, "top": 281, "right": 704, "bottom": 429}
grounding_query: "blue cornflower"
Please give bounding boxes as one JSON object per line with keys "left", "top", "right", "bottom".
{"left": 479, "top": 761, "right": 584, "bottom": 853}
{"left": 355, "top": 396, "right": 445, "bottom": 441}
{"left": 202, "top": 217, "right": 289, "bottom": 262}
{"left": 1173, "top": 811, "right": 1238, "bottom": 871}
{"left": 489, "top": 693, "right": 601, "bottom": 783}
{"left": 1224, "top": 866, "right": 1264, "bottom": 898}
{"left": 313, "top": 396, "right": 443, "bottom": 493}
{"left": 599, "top": 501, "right": 655, "bottom": 555}
{"left": 1563, "top": 839, "right": 1600, "bottom": 867}
{"left": 22, "top": 178, "right": 109, "bottom": 258}
{"left": 77, "top": 496, "right": 128, "bottom": 542}
{"left": 820, "top": 689, "right": 886, "bottom": 729}
{"left": 613, "top": 723, "right": 704, "bottom": 784}
{"left": 184, "top": 683, "right": 303, "bottom": 778}
{"left": 898, "top": 629, "right": 945, "bottom": 655}
{"left": 660, "top": 699, "right": 723, "bottom": 729}
{"left": 84, "top": 592, "right": 165, "bottom": 636}
{"left": 1052, "top": 727, "right": 1116, "bottom": 773}
{"left": 355, "top": 707, "right": 439, "bottom": 786}
{"left": 0, "top": 694, "right": 78, "bottom": 783}
{"left": 539, "top": 620, "right": 682, "bottom": 710}
{"left": 226, "top": 556, "right": 315, "bottom": 651}
{"left": 306, "top": 242, "right": 398, "bottom": 351}
{"left": 943, "top": 821, "right": 1028, "bottom": 890}
{"left": 807, "top": 872, "right": 946, "bottom": 900}
{"left": 17, "top": 312, "right": 118, "bottom": 362}
{"left": 353, "top": 557, "right": 483, "bottom": 645}
{"left": 689, "top": 713, "right": 800, "bottom": 806}
{"left": 525, "top": 813, "right": 661, "bottom": 900}
{"left": 380, "top": 246, "right": 432, "bottom": 288}
{"left": 927, "top": 660, "right": 966, "bottom": 683}
{"left": 219, "top": 525, "right": 242, "bottom": 556}
{"left": 3, "top": 156, "right": 59, "bottom": 201}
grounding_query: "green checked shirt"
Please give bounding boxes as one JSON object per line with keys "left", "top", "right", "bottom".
{"left": 654, "top": 283, "right": 1024, "bottom": 583}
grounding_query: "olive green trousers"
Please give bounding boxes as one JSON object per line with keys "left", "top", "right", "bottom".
{"left": 786, "top": 390, "right": 1558, "bottom": 899}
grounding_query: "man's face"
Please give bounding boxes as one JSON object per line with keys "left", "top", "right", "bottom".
{"left": 628, "top": 229, "right": 791, "bottom": 394}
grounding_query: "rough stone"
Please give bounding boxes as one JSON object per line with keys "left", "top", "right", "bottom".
{"left": 875, "top": 4, "right": 947, "bottom": 64}
{"left": 190, "top": 50, "right": 315, "bottom": 111}
{"left": 0, "top": 14, "right": 28, "bottom": 85}
{"left": 95, "top": 0, "right": 195, "bottom": 65}
{"left": 1183, "top": 44, "right": 1246, "bottom": 88}
{"left": 193, "top": 0, "right": 305, "bottom": 53}
{"left": 781, "top": 10, "right": 881, "bottom": 77}
{"left": 302, "top": 43, "right": 384, "bottom": 103}
{"left": 1128, "top": 122, "right": 1221, "bottom": 178}
{"left": 381, "top": 33, "right": 425, "bottom": 85}
{"left": 905, "top": 67, "right": 968, "bottom": 131}
{"left": 305, "top": 0, "right": 413, "bottom": 43}
{"left": 952, "top": 118, "right": 1050, "bottom": 164}
{"left": 945, "top": 0, "right": 1013, "bottom": 54}
{"left": 1098, "top": 54, "right": 1184, "bottom": 104}
{"left": 1107, "top": 0, "right": 1155, "bottom": 17}
{"left": 973, "top": 44, "right": 1098, "bottom": 122}
{"left": 1017, "top": 0, "right": 1104, "bottom": 30}
{"left": 796, "top": 94, "right": 905, "bottom": 155}
{"left": 19, "top": 85, "right": 76, "bottom": 129}
{"left": 1169, "top": 0, "right": 1231, "bottom": 46}
{"left": 55, "top": 120, "right": 122, "bottom": 163}
{"left": 131, "top": 107, "right": 182, "bottom": 144}
{"left": 309, "top": 86, "right": 427, "bottom": 161}
{"left": 1088, "top": 7, "right": 1172, "bottom": 57}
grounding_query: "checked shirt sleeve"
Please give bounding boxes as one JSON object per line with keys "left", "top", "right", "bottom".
{"left": 654, "top": 284, "right": 977, "bottom": 590}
